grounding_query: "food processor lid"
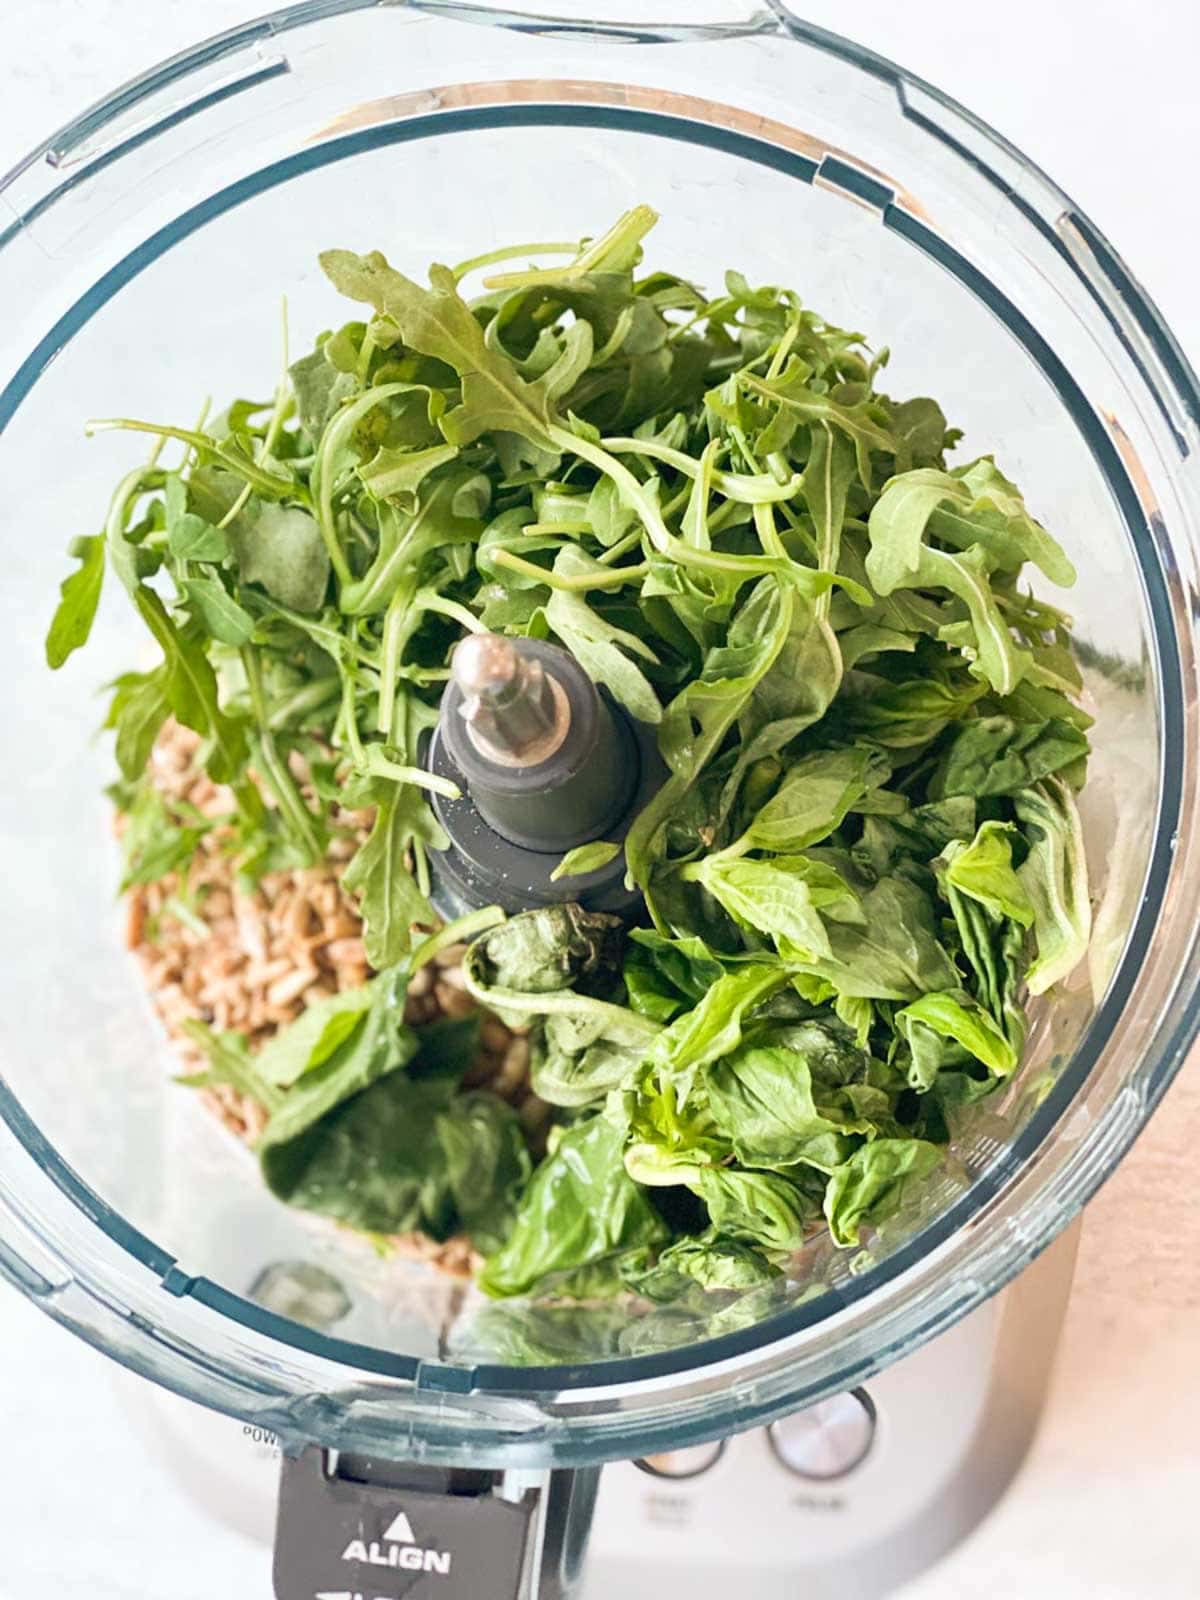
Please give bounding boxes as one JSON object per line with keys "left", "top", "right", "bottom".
{"left": 0, "top": 0, "right": 1197, "bottom": 1467}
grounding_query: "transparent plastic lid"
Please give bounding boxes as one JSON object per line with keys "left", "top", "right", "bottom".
{"left": 0, "top": 1, "right": 1196, "bottom": 1467}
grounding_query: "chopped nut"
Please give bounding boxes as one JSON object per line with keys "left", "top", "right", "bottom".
{"left": 266, "top": 966, "right": 321, "bottom": 1007}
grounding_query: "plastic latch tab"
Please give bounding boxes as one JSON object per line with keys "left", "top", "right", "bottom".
{"left": 274, "top": 1446, "right": 539, "bottom": 1600}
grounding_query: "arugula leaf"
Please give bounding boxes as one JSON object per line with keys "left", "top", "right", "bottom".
{"left": 342, "top": 782, "right": 448, "bottom": 967}
{"left": 179, "top": 1020, "right": 283, "bottom": 1111}
{"left": 117, "top": 786, "right": 213, "bottom": 890}
{"left": 105, "top": 669, "right": 172, "bottom": 783}
{"left": 180, "top": 577, "right": 255, "bottom": 647}
{"left": 865, "top": 469, "right": 1055, "bottom": 695}
{"left": 289, "top": 343, "right": 357, "bottom": 440}
{"left": 231, "top": 503, "right": 330, "bottom": 614}
{"left": 46, "top": 535, "right": 105, "bottom": 668}
{"left": 358, "top": 441, "right": 460, "bottom": 500}
{"left": 801, "top": 422, "right": 857, "bottom": 591}
{"left": 320, "top": 250, "right": 559, "bottom": 451}
{"left": 544, "top": 548, "right": 662, "bottom": 724}
{"left": 168, "top": 512, "right": 229, "bottom": 563}
{"left": 134, "top": 588, "right": 248, "bottom": 785}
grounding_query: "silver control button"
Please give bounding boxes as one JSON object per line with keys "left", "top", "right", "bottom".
{"left": 635, "top": 1440, "right": 726, "bottom": 1480}
{"left": 767, "top": 1391, "right": 876, "bottom": 1480}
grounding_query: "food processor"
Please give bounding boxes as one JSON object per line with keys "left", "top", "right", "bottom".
{"left": 1, "top": 3, "right": 1197, "bottom": 1596}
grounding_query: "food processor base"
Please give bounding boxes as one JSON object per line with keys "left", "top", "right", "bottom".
{"left": 113, "top": 1223, "right": 1078, "bottom": 1597}
{"left": 581, "top": 1223, "right": 1079, "bottom": 1598}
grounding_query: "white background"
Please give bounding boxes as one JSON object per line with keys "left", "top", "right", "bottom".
{"left": 0, "top": 3, "right": 1197, "bottom": 1597}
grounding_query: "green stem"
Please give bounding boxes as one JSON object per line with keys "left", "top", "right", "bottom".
{"left": 377, "top": 581, "right": 420, "bottom": 737}
{"left": 753, "top": 501, "right": 788, "bottom": 561}
{"left": 338, "top": 666, "right": 367, "bottom": 767}
{"left": 364, "top": 752, "right": 460, "bottom": 800}
{"left": 600, "top": 435, "right": 802, "bottom": 504}
{"left": 549, "top": 425, "right": 788, "bottom": 580}
{"left": 453, "top": 239, "right": 579, "bottom": 283}
{"left": 491, "top": 548, "right": 648, "bottom": 591}
{"left": 678, "top": 838, "right": 749, "bottom": 882}
{"left": 311, "top": 381, "right": 415, "bottom": 593}
{"left": 411, "top": 905, "right": 507, "bottom": 968}
{"left": 416, "top": 591, "right": 485, "bottom": 633}
{"left": 354, "top": 327, "right": 376, "bottom": 387}
{"left": 482, "top": 205, "right": 657, "bottom": 290}
{"left": 266, "top": 675, "right": 341, "bottom": 731}
{"left": 765, "top": 315, "right": 801, "bottom": 381}
{"left": 597, "top": 527, "right": 646, "bottom": 566}
{"left": 240, "top": 647, "right": 324, "bottom": 861}
{"left": 86, "top": 418, "right": 294, "bottom": 500}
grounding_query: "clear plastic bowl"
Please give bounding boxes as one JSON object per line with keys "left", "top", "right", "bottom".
{"left": 0, "top": 0, "right": 1196, "bottom": 1468}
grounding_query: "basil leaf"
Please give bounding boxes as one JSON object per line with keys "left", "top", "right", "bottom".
{"left": 623, "top": 1231, "right": 780, "bottom": 1301}
{"left": 479, "top": 1118, "right": 668, "bottom": 1298}
{"left": 261, "top": 1072, "right": 458, "bottom": 1235}
{"left": 933, "top": 715, "right": 1090, "bottom": 799}
{"left": 706, "top": 1040, "right": 878, "bottom": 1173}
{"left": 894, "top": 990, "right": 1019, "bottom": 1081}
{"left": 466, "top": 904, "right": 627, "bottom": 998}
{"left": 823, "top": 1139, "right": 943, "bottom": 1247}
{"left": 257, "top": 966, "right": 418, "bottom": 1150}
{"left": 1015, "top": 779, "right": 1092, "bottom": 995}
{"left": 436, "top": 1092, "right": 532, "bottom": 1255}
{"left": 939, "top": 821, "right": 1035, "bottom": 927}
{"left": 696, "top": 1167, "right": 822, "bottom": 1254}
{"left": 737, "top": 748, "right": 872, "bottom": 854}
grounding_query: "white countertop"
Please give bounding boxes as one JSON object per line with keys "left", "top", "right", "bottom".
{"left": 1, "top": 4, "right": 1197, "bottom": 1597}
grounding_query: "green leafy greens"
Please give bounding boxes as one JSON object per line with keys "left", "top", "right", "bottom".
{"left": 50, "top": 208, "right": 1092, "bottom": 1315}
